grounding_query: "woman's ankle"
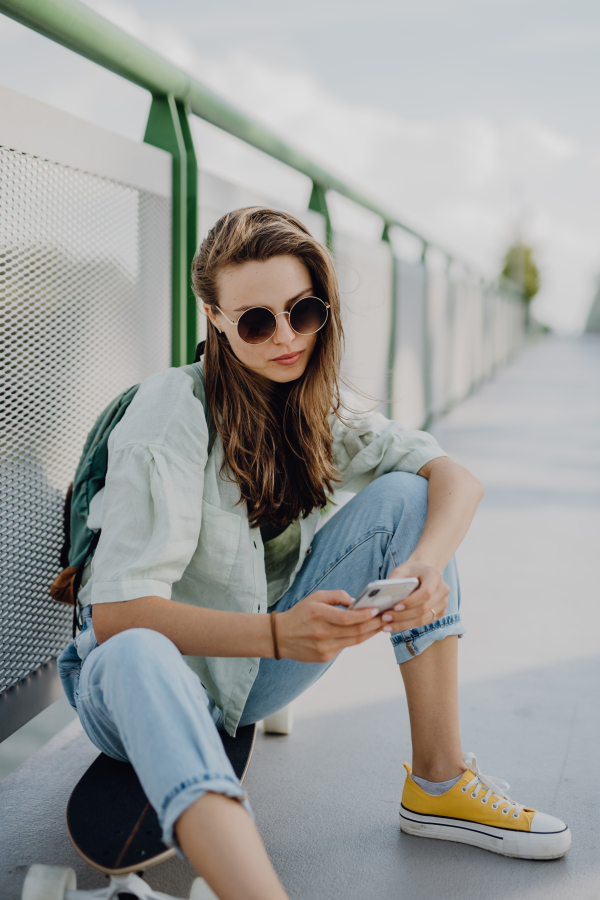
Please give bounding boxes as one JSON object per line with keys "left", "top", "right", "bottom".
{"left": 410, "top": 757, "right": 467, "bottom": 783}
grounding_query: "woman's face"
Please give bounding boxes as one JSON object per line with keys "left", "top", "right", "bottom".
{"left": 206, "top": 255, "right": 319, "bottom": 383}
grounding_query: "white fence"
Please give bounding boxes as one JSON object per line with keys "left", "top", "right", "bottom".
{"left": 0, "top": 82, "right": 524, "bottom": 705}
{"left": 0, "top": 86, "right": 172, "bottom": 696}
{"left": 200, "top": 171, "right": 525, "bottom": 428}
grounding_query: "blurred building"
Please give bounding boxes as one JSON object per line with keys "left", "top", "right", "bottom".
{"left": 585, "top": 279, "right": 600, "bottom": 333}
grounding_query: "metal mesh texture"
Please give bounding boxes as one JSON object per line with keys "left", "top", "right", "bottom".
{"left": 0, "top": 146, "right": 171, "bottom": 694}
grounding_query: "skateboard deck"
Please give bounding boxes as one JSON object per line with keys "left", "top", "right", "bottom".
{"left": 66, "top": 724, "right": 257, "bottom": 876}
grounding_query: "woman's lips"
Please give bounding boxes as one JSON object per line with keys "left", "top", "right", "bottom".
{"left": 271, "top": 350, "right": 303, "bottom": 366}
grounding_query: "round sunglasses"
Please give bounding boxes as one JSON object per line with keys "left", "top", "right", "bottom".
{"left": 216, "top": 296, "right": 330, "bottom": 345}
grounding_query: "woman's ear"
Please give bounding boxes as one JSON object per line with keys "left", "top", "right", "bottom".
{"left": 204, "top": 304, "right": 222, "bottom": 333}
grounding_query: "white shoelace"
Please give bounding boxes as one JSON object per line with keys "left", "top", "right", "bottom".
{"left": 462, "top": 752, "right": 526, "bottom": 820}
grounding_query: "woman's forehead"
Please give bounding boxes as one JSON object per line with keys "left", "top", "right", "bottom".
{"left": 216, "top": 256, "right": 312, "bottom": 310}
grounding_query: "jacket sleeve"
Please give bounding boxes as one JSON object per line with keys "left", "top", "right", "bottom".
{"left": 90, "top": 369, "right": 208, "bottom": 604}
{"left": 331, "top": 392, "right": 447, "bottom": 494}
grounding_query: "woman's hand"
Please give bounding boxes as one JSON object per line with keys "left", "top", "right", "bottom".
{"left": 379, "top": 561, "right": 450, "bottom": 633}
{"left": 276, "top": 591, "right": 384, "bottom": 663}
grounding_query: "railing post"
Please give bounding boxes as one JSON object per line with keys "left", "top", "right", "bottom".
{"left": 445, "top": 255, "right": 454, "bottom": 413}
{"left": 144, "top": 94, "right": 198, "bottom": 366}
{"left": 382, "top": 223, "right": 397, "bottom": 419}
{"left": 308, "top": 182, "right": 332, "bottom": 250}
{"left": 421, "top": 242, "right": 433, "bottom": 429}
{"left": 179, "top": 104, "right": 199, "bottom": 365}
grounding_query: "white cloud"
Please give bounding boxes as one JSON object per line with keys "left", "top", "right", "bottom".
{"left": 85, "top": 0, "right": 197, "bottom": 68}
{"left": 211, "top": 52, "right": 600, "bottom": 332}
{"left": 0, "top": 14, "right": 21, "bottom": 45}
{"left": 509, "top": 25, "right": 600, "bottom": 54}
{"left": 181, "top": 49, "right": 598, "bottom": 332}
{"left": 6, "top": 0, "right": 600, "bottom": 333}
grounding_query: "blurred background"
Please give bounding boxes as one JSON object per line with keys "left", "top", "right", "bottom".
{"left": 2, "top": 0, "right": 600, "bottom": 783}
{"left": 1, "top": 6, "right": 600, "bottom": 897}
{"left": 1, "top": 0, "right": 600, "bottom": 334}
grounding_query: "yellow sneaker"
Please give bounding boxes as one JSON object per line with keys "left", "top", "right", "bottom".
{"left": 400, "top": 753, "right": 571, "bottom": 859}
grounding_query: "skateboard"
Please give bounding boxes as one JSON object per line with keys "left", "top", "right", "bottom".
{"left": 21, "top": 724, "right": 257, "bottom": 900}
{"left": 65, "top": 723, "right": 257, "bottom": 876}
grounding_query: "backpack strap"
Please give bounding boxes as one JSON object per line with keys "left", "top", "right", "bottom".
{"left": 194, "top": 339, "right": 206, "bottom": 363}
{"left": 68, "top": 383, "right": 141, "bottom": 569}
{"left": 54, "top": 357, "right": 216, "bottom": 617}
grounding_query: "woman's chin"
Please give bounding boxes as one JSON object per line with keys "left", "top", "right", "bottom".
{"left": 243, "top": 354, "right": 311, "bottom": 383}
{"left": 269, "top": 354, "right": 312, "bottom": 381}
{"left": 265, "top": 366, "right": 305, "bottom": 383}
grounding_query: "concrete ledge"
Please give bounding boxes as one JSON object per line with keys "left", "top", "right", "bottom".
{"left": 0, "top": 660, "right": 64, "bottom": 743}
{"left": 247, "top": 654, "right": 599, "bottom": 900}
{"left": 2, "top": 337, "right": 599, "bottom": 900}
{"left": 1, "top": 655, "right": 598, "bottom": 900}
{"left": 0, "top": 719, "right": 195, "bottom": 900}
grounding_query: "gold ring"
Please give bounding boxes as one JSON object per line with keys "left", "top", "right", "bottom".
{"left": 430, "top": 608, "right": 436, "bottom": 622}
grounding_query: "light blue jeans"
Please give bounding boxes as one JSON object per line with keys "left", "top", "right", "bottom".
{"left": 58, "top": 473, "right": 464, "bottom": 848}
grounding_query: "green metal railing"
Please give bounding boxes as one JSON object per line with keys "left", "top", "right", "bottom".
{"left": 0, "top": 0, "right": 500, "bottom": 371}
{"left": 0, "top": 0, "right": 527, "bottom": 737}
{"left": 143, "top": 94, "right": 198, "bottom": 365}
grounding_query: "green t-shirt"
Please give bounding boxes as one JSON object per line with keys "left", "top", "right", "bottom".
{"left": 262, "top": 520, "right": 302, "bottom": 606}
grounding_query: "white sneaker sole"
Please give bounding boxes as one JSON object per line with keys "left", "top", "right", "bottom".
{"left": 400, "top": 806, "right": 571, "bottom": 859}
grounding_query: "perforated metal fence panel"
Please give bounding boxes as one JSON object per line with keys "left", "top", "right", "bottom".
{"left": 393, "top": 260, "right": 427, "bottom": 430}
{"left": 0, "top": 144, "right": 171, "bottom": 694}
{"left": 334, "top": 232, "right": 393, "bottom": 416}
{"left": 0, "top": 86, "right": 524, "bottom": 715}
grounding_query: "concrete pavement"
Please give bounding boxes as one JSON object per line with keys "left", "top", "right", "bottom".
{"left": 1, "top": 335, "right": 598, "bottom": 900}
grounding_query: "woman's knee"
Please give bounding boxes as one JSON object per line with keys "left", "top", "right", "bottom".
{"left": 93, "top": 628, "right": 181, "bottom": 683}
{"left": 364, "top": 471, "right": 428, "bottom": 514}
{"left": 106, "top": 626, "right": 176, "bottom": 655}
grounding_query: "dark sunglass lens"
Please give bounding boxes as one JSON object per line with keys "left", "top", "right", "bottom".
{"left": 238, "top": 307, "right": 276, "bottom": 344}
{"left": 290, "top": 297, "right": 328, "bottom": 334}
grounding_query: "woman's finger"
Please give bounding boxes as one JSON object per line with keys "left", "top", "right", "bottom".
{"left": 399, "top": 575, "right": 437, "bottom": 604}
{"left": 396, "top": 576, "right": 448, "bottom": 610}
{"left": 316, "top": 590, "right": 354, "bottom": 607}
{"left": 393, "top": 592, "right": 448, "bottom": 617}
{"left": 320, "top": 614, "right": 384, "bottom": 640}
{"left": 381, "top": 606, "right": 445, "bottom": 631}
{"left": 389, "top": 589, "right": 448, "bottom": 618}
{"left": 331, "top": 617, "right": 385, "bottom": 638}
{"left": 320, "top": 602, "right": 380, "bottom": 626}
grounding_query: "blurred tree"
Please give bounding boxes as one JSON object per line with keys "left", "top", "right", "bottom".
{"left": 502, "top": 242, "right": 540, "bottom": 302}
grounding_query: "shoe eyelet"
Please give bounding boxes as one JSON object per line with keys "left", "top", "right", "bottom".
{"left": 512, "top": 813, "right": 519, "bottom": 819}
{"left": 481, "top": 798, "right": 487, "bottom": 804}
{"left": 502, "top": 808, "right": 509, "bottom": 815}
{"left": 491, "top": 803, "right": 499, "bottom": 810}
{"left": 461, "top": 787, "right": 468, "bottom": 793}
{"left": 471, "top": 792, "right": 478, "bottom": 799}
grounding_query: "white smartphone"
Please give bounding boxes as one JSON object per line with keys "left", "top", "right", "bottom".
{"left": 349, "top": 577, "right": 419, "bottom": 615}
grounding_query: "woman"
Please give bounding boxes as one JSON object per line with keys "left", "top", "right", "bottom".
{"left": 60, "top": 207, "right": 570, "bottom": 900}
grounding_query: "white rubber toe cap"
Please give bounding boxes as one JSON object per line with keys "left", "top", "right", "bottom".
{"left": 531, "top": 811, "right": 567, "bottom": 833}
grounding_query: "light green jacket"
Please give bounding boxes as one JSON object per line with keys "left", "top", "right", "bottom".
{"left": 82, "top": 366, "right": 446, "bottom": 734}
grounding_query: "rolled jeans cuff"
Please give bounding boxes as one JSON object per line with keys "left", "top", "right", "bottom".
{"left": 390, "top": 613, "right": 465, "bottom": 664}
{"left": 162, "top": 773, "right": 254, "bottom": 855}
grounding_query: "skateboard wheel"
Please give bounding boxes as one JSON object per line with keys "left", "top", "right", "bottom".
{"left": 263, "top": 703, "right": 294, "bottom": 735}
{"left": 189, "top": 877, "right": 219, "bottom": 899}
{"left": 22, "top": 865, "right": 76, "bottom": 900}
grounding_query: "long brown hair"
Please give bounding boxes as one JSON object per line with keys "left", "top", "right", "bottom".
{"left": 192, "top": 207, "right": 344, "bottom": 529}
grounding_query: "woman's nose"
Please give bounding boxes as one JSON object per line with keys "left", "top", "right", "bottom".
{"left": 273, "top": 312, "right": 295, "bottom": 343}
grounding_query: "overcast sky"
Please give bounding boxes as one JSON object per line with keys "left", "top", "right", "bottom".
{"left": 121, "top": 0, "right": 600, "bottom": 139}
{"left": 1, "top": 0, "right": 599, "bottom": 332}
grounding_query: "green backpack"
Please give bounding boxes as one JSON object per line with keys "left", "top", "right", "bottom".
{"left": 50, "top": 351, "right": 215, "bottom": 633}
